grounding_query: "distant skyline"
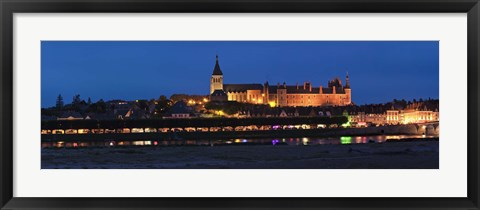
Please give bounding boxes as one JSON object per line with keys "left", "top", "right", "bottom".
{"left": 41, "top": 41, "right": 439, "bottom": 108}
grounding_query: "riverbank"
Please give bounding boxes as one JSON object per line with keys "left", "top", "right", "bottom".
{"left": 42, "top": 140, "right": 439, "bottom": 169}
{"left": 42, "top": 123, "right": 439, "bottom": 145}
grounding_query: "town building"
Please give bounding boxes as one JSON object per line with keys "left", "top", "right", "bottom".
{"left": 57, "top": 111, "right": 84, "bottom": 120}
{"left": 350, "top": 112, "right": 387, "bottom": 126}
{"left": 350, "top": 102, "right": 440, "bottom": 126}
{"left": 209, "top": 55, "right": 352, "bottom": 107}
{"left": 386, "top": 103, "right": 439, "bottom": 124}
{"left": 164, "top": 101, "right": 194, "bottom": 118}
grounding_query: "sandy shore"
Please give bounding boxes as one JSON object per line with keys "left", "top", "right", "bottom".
{"left": 42, "top": 140, "right": 438, "bottom": 169}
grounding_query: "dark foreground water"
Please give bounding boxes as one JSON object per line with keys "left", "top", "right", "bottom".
{"left": 42, "top": 136, "right": 439, "bottom": 169}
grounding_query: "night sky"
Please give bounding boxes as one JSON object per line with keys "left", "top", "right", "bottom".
{"left": 41, "top": 41, "right": 438, "bottom": 108}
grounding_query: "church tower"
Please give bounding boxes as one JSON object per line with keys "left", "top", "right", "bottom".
{"left": 210, "top": 54, "right": 224, "bottom": 94}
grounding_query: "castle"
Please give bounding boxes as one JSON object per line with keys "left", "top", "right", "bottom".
{"left": 209, "top": 55, "right": 352, "bottom": 107}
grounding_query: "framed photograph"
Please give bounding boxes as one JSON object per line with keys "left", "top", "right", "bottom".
{"left": 1, "top": 0, "right": 479, "bottom": 209}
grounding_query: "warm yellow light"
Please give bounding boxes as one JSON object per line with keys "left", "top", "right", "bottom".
{"left": 269, "top": 101, "right": 276, "bottom": 108}
{"left": 203, "top": 98, "right": 208, "bottom": 102}
{"left": 262, "top": 94, "right": 265, "bottom": 97}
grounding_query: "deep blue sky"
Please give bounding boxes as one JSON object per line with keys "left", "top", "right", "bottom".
{"left": 41, "top": 41, "right": 438, "bottom": 108}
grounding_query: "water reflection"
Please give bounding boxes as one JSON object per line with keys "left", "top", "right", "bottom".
{"left": 340, "top": 136, "right": 352, "bottom": 144}
{"left": 42, "top": 134, "right": 437, "bottom": 148}
{"left": 302, "top": 137, "right": 309, "bottom": 145}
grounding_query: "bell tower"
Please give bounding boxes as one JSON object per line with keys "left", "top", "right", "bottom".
{"left": 210, "top": 54, "right": 224, "bottom": 94}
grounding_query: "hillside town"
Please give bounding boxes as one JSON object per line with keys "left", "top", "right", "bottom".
{"left": 42, "top": 93, "right": 438, "bottom": 127}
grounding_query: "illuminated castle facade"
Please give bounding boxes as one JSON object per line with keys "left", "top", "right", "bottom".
{"left": 209, "top": 55, "right": 352, "bottom": 107}
{"left": 386, "top": 103, "right": 439, "bottom": 124}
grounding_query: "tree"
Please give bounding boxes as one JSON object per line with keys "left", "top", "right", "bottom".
{"left": 68, "top": 94, "right": 83, "bottom": 112}
{"left": 55, "top": 94, "right": 64, "bottom": 110}
{"left": 87, "top": 97, "right": 92, "bottom": 105}
{"left": 156, "top": 100, "right": 173, "bottom": 114}
{"left": 204, "top": 101, "right": 245, "bottom": 115}
{"left": 96, "top": 99, "right": 107, "bottom": 113}
{"left": 158, "top": 95, "right": 168, "bottom": 102}
{"left": 72, "top": 94, "right": 81, "bottom": 105}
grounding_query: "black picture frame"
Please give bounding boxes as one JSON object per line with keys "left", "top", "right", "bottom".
{"left": 1, "top": 0, "right": 479, "bottom": 209}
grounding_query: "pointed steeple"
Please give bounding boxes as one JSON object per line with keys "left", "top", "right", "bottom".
{"left": 212, "top": 54, "right": 223, "bottom": 75}
{"left": 345, "top": 71, "right": 350, "bottom": 88}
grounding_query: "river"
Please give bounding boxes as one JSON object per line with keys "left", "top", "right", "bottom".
{"left": 42, "top": 134, "right": 437, "bottom": 148}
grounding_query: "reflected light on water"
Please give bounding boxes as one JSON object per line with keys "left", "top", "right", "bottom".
{"left": 340, "top": 136, "right": 352, "bottom": 144}
{"left": 43, "top": 134, "right": 437, "bottom": 148}
{"left": 354, "top": 136, "right": 367, "bottom": 144}
{"left": 302, "top": 137, "right": 309, "bottom": 145}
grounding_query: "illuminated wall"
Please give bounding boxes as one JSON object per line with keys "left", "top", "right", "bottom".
{"left": 246, "top": 90, "right": 262, "bottom": 104}
{"left": 227, "top": 92, "right": 247, "bottom": 102}
{"left": 210, "top": 75, "right": 223, "bottom": 94}
{"left": 386, "top": 109, "right": 439, "bottom": 124}
{"left": 281, "top": 92, "right": 351, "bottom": 107}
{"left": 224, "top": 86, "right": 352, "bottom": 107}
{"left": 212, "top": 67, "right": 351, "bottom": 107}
